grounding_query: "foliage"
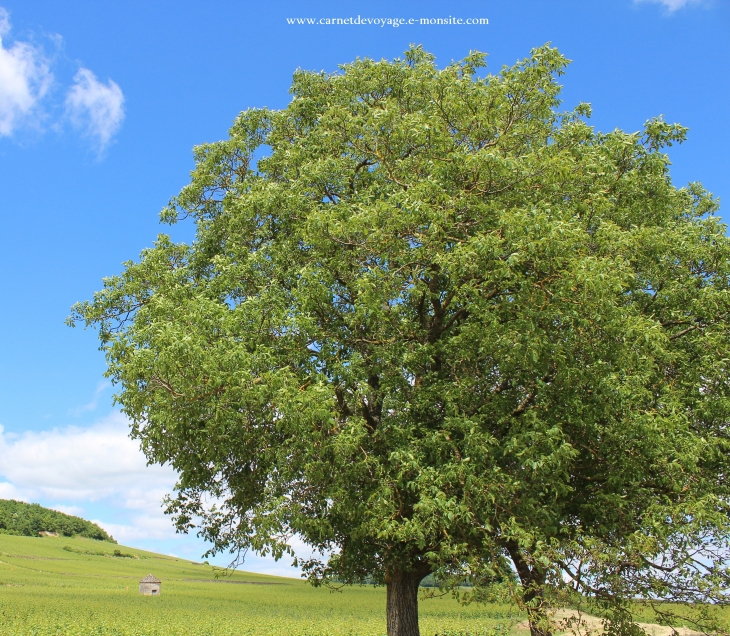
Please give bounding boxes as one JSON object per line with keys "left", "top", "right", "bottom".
{"left": 62, "top": 545, "right": 136, "bottom": 558}
{"left": 0, "top": 534, "right": 513, "bottom": 635}
{"left": 0, "top": 499, "right": 115, "bottom": 542}
{"left": 71, "top": 44, "right": 730, "bottom": 635}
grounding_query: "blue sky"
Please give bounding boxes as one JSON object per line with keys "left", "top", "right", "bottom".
{"left": 0, "top": 0, "right": 727, "bottom": 576}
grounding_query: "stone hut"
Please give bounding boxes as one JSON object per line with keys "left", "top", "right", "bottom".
{"left": 139, "top": 574, "right": 161, "bottom": 595}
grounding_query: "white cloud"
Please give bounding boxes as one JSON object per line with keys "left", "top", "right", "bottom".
{"left": 0, "top": 413, "right": 174, "bottom": 503}
{"left": 65, "top": 67, "right": 124, "bottom": 153}
{"left": 0, "top": 480, "right": 26, "bottom": 501}
{"left": 94, "top": 515, "right": 180, "bottom": 543}
{"left": 50, "top": 504, "right": 85, "bottom": 517}
{"left": 634, "top": 0, "right": 706, "bottom": 12}
{"left": 0, "top": 412, "right": 305, "bottom": 576}
{"left": 0, "top": 412, "right": 180, "bottom": 546}
{"left": 0, "top": 7, "right": 52, "bottom": 137}
{"left": 0, "top": 413, "right": 175, "bottom": 540}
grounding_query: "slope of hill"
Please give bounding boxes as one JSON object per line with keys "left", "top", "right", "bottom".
{"left": 0, "top": 499, "right": 115, "bottom": 542}
{"left": 0, "top": 533, "right": 717, "bottom": 636}
{"left": 0, "top": 534, "right": 515, "bottom": 635}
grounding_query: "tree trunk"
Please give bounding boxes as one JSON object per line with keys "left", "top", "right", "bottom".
{"left": 526, "top": 604, "right": 551, "bottom": 636}
{"left": 385, "top": 564, "right": 429, "bottom": 636}
{"left": 506, "top": 542, "right": 551, "bottom": 636}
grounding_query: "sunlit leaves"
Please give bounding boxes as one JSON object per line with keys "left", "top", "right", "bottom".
{"left": 72, "top": 44, "right": 730, "bottom": 634}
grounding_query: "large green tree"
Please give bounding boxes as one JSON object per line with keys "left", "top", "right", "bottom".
{"left": 72, "top": 46, "right": 730, "bottom": 636}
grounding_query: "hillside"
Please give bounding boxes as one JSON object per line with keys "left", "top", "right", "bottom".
{"left": 0, "top": 534, "right": 716, "bottom": 636}
{"left": 0, "top": 499, "right": 115, "bottom": 542}
{"left": 0, "top": 534, "right": 514, "bottom": 635}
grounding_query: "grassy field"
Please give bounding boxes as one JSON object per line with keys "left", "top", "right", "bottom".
{"left": 0, "top": 534, "right": 520, "bottom": 636}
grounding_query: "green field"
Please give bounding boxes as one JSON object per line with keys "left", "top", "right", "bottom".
{"left": 0, "top": 535, "right": 520, "bottom": 636}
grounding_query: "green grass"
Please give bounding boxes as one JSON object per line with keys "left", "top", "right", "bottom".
{"left": 0, "top": 535, "right": 520, "bottom": 635}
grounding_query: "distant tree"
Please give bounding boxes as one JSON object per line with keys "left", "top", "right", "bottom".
{"left": 0, "top": 500, "right": 115, "bottom": 542}
{"left": 71, "top": 46, "right": 730, "bottom": 636}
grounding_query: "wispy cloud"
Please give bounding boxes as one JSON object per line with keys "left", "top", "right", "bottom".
{"left": 634, "top": 0, "right": 707, "bottom": 12}
{"left": 0, "top": 7, "right": 52, "bottom": 137}
{"left": 65, "top": 68, "right": 125, "bottom": 154}
{"left": 0, "top": 5, "right": 8, "bottom": 36}
{"left": 68, "top": 380, "right": 111, "bottom": 416}
{"left": 0, "top": 6, "right": 125, "bottom": 155}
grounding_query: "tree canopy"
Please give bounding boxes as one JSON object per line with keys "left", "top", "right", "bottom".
{"left": 0, "top": 499, "right": 115, "bottom": 542}
{"left": 71, "top": 45, "right": 730, "bottom": 636}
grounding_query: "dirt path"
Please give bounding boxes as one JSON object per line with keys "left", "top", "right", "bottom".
{"left": 514, "top": 609, "right": 702, "bottom": 636}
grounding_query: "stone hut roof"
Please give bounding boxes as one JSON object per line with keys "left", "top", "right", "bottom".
{"left": 140, "top": 574, "right": 161, "bottom": 583}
